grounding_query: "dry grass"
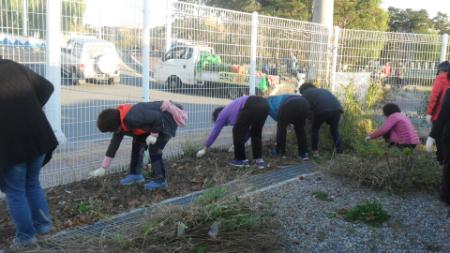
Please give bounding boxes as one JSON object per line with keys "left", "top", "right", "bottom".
{"left": 32, "top": 188, "right": 281, "bottom": 253}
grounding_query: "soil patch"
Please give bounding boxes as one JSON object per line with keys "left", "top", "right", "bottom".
{"left": 0, "top": 144, "right": 302, "bottom": 247}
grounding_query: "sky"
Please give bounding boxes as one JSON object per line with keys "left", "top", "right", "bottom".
{"left": 83, "top": 0, "right": 450, "bottom": 28}
{"left": 83, "top": 0, "right": 167, "bottom": 28}
{"left": 381, "top": 0, "right": 450, "bottom": 18}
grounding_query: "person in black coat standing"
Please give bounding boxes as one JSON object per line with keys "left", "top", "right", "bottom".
{"left": 0, "top": 59, "right": 58, "bottom": 248}
{"left": 299, "top": 82, "right": 343, "bottom": 157}
{"left": 427, "top": 87, "right": 450, "bottom": 206}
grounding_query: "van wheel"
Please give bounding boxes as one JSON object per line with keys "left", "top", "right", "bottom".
{"left": 167, "top": 76, "right": 181, "bottom": 91}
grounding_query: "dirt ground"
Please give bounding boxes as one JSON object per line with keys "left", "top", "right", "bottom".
{"left": 0, "top": 143, "right": 303, "bottom": 247}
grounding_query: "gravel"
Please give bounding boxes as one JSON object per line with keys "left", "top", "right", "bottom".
{"left": 251, "top": 173, "right": 450, "bottom": 253}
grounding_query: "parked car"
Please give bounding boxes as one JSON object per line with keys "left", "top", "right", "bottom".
{"left": 61, "top": 36, "right": 121, "bottom": 85}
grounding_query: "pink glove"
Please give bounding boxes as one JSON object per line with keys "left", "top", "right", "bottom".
{"left": 101, "top": 156, "right": 113, "bottom": 169}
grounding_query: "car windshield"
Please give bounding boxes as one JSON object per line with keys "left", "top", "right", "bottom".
{"left": 85, "top": 44, "right": 117, "bottom": 59}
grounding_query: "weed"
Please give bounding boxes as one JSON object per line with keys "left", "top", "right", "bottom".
{"left": 195, "top": 245, "right": 208, "bottom": 253}
{"left": 76, "top": 201, "right": 91, "bottom": 215}
{"left": 112, "top": 234, "right": 127, "bottom": 248}
{"left": 143, "top": 223, "right": 157, "bottom": 237}
{"left": 312, "top": 191, "right": 333, "bottom": 202}
{"left": 181, "top": 142, "right": 203, "bottom": 159}
{"left": 196, "top": 186, "right": 227, "bottom": 206}
{"left": 338, "top": 200, "right": 390, "bottom": 227}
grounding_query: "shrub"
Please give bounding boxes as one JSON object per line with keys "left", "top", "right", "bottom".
{"left": 324, "top": 81, "right": 441, "bottom": 194}
{"left": 338, "top": 200, "right": 390, "bottom": 227}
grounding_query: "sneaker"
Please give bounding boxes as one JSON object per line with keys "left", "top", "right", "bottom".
{"left": 255, "top": 159, "right": 265, "bottom": 169}
{"left": 120, "top": 174, "right": 145, "bottom": 186}
{"left": 228, "top": 159, "right": 250, "bottom": 168}
{"left": 35, "top": 224, "right": 53, "bottom": 235}
{"left": 300, "top": 153, "right": 310, "bottom": 161}
{"left": 9, "top": 237, "right": 37, "bottom": 251}
{"left": 144, "top": 178, "right": 168, "bottom": 190}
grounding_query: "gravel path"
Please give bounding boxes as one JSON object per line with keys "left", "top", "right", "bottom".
{"left": 252, "top": 173, "right": 450, "bottom": 253}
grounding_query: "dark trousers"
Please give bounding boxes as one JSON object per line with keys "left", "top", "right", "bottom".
{"left": 440, "top": 134, "right": 450, "bottom": 205}
{"left": 233, "top": 96, "right": 269, "bottom": 160}
{"left": 311, "top": 110, "right": 342, "bottom": 152}
{"left": 433, "top": 121, "right": 444, "bottom": 164}
{"left": 130, "top": 134, "right": 169, "bottom": 179}
{"left": 277, "top": 98, "right": 309, "bottom": 156}
{"left": 382, "top": 133, "right": 417, "bottom": 150}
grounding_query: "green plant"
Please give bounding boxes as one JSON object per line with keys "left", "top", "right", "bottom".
{"left": 143, "top": 223, "right": 157, "bottom": 237}
{"left": 195, "top": 245, "right": 208, "bottom": 253}
{"left": 77, "top": 201, "right": 91, "bottom": 215}
{"left": 112, "top": 234, "right": 127, "bottom": 248}
{"left": 312, "top": 191, "right": 333, "bottom": 202}
{"left": 338, "top": 200, "right": 390, "bottom": 227}
{"left": 181, "top": 142, "right": 203, "bottom": 159}
{"left": 196, "top": 187, "right": 227, "bottom": 206}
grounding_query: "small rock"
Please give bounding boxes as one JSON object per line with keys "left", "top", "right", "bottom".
{"left": 292, "top": 239, "right": 300, "bottom": 245}
{"left": 63, "top": 219, "right": 74, "bottom": 228}
{"left": 208, "top": 221, "right": 221, "bottom": 239}
{"left": 176, "top": 221, "right": 188, "bottom": 237}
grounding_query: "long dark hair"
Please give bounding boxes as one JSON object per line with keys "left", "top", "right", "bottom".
{"left": 382, "top": 103, "right": 401, "bottom": 117}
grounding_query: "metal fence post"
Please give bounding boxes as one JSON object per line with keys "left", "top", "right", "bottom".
{"left": 441, "top": 33, "right": 448, "bottom": 62}
{"left": 249, "top": 11, "right": 258, "bottom": 95}
{"left": 330, "top": 26, "right": 340, "bottom": 93}
{"left": 45, "top": 0, "right": 66, "bottom": 144}
{"left": 142, "top": 0, "right": 151, "bottom": 102}
{"left": 22, "top": 0, "right": 27, "bottom": 36}
{"left": 165, "top": 0, "right": 173, "bottom": 52}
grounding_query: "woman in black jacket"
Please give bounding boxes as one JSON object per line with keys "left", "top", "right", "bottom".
{"left": 427, "top": 86, "right": 450, "bottom": 206}
{"left": 299, "top": 82, "right": 343, "bottom": 156}
{"left": 0, "top": 60, "right": 58, "bottom": 248}
{"left": 92, "top": 101, "right": 186, "bottom": 190}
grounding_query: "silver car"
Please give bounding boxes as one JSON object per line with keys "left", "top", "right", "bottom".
{"left": 62, "top": 36, "right": 121, "bottom": 85}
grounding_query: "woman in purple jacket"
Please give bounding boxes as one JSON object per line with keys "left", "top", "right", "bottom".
{"left": 196, "top": 96, "right": 269, "bottom": 169}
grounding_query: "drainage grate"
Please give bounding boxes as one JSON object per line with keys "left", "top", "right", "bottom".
{"left": 45, "top": 162, "right": 315, "bottom": 247}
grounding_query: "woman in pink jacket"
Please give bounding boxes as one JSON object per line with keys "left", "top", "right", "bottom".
{"left": 365, "top": 103, "right": 420, "bottom": 149}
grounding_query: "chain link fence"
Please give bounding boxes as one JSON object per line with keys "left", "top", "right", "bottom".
{"left": 0, "top": 0, "right": 448, "bottom": 189}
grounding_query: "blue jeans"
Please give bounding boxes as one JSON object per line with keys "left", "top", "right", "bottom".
{"left": 0, "top": 155, "right": 52, "bottom": 244}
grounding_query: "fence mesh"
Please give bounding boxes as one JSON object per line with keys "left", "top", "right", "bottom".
{"left": 0, "top": 0, "right": 448, "bottom": 189}
{"left": 337, "top": 29, "right": 444, "bottom": 136}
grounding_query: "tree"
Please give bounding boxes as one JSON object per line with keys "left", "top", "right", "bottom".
{"left": 182, "top": 0, "right": 389, "bottom": 31}
{"left": 388, "top": 7, "right": 433, "bottom": 33}
{"left": 0, "top": 0, "right": 86, "bottom": 38}
{"left": 334, "top": 0, "right": 388, "bottom": 31}
{"left": 432, "top": 12, "right": 450, "bottom": 34}
{"left": 187, "top": 0, "right": 312, "bottom": 20}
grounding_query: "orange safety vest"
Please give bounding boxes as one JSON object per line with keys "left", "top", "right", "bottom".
{"left": 117, "top": 104, "right": 148, "bottom": 136}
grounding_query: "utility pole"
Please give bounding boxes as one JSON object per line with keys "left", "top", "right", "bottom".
{"left": 312, "top": 0, "right": 334, "bottom": 27}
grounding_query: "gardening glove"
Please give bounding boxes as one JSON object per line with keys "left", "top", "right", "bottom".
{"left": 89, "top": 167, "right": 106, "bottom": 178}
{"left": 365, "top": 136, "right": 371, "bottom": 142}
{"left": 146, "top": 134, "right": 158, "bottom": 146}
{"left": 228, "top": 144, "right": 235, "bottom": 153}
{"left": 196, "top": 148, "right": 207, "bottom": 158}
{"left": 425, "top": 115, "right": 432, "bottom": 125}
{"left": 425, "top": 137, "right": 435, "bottom": 153}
